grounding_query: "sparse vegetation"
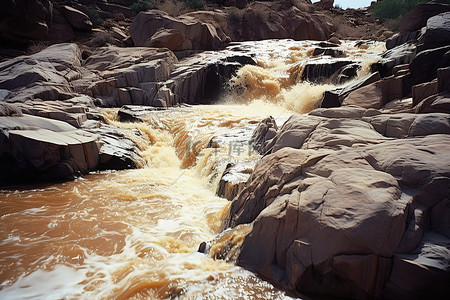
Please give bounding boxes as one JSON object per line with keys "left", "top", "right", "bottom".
{"left": 130, "top": 1, "right": 154, "bottom": 14}
{"left": 181, "top": 0, "right": 205, "bottom": 9}
{"left": 370, "top": 0, "right": 450, "bottom": 31}
{"left": 90, "top": 32, "right": 115, "bottom": 47}
{"left": 86, "top": 6, "right": 103, "bottom": 26}
{"left": 27, "top": 42, "right": 49, "bottom": 55}
{"left": 228, "top": 8, "right": 243, "bottom": 25}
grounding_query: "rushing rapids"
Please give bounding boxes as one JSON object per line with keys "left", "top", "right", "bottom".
{"left": 0, "top": 40, "right": 385, "bottom": 299}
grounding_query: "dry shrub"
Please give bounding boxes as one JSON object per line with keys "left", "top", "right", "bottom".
{"left": 90, "top": 32, "right": 115, "bottom": 47}
{"left": 27, "top": 42, "right": 49, "bottom": 55}
{"left": 156, "top": 0, "right": 184, "bottom": 16}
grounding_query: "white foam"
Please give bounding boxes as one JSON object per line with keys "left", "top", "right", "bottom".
{"left": 0, "top": 265, "right": 85, "bottom": 300}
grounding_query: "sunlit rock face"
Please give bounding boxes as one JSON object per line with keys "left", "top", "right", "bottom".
{"left": 130, "top": 10, "right": 226, "bottom": 51}
{"left": 226, "top": 106, "right": 450, "bottom": 299}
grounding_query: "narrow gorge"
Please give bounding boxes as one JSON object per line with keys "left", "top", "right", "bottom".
{"left": 0, "top": 0, "right": 449, "bottom": 299}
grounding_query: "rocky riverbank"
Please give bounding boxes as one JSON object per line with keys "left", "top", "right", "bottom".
{"left": 220, "top": 3, "right": 450, "bottom": 299}
{"left": 0, "top": 0, "right": 449, "bottom": 299}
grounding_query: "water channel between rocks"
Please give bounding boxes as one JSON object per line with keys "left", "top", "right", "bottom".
{"left": 0, "top": 40, "right": 385, "bottom": 299}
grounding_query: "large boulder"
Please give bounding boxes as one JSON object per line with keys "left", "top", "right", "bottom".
{"left": 422, "top": 12, "right": 450, "bottom": 48}
{"left": 84, "top": 45, "right": 178, "bottom": 107}
{"left": 372, "top": 42, "right": 417, "bottom": 78}
{"left": 60, "top": 5, "right": 92, "bottom": 31}
{"left": 129, "top": 10, "right": 224, "bottom": 51}
{"left": 320, "top": 72, "right": 381, "bottom": 108}
{"left": 416, "top": 92, "right": 450, "bottom": 114}
{"left": 399, "top": 3, "right": 450, "bottom": 33}
{"left": 342, "top": 76, "right": 404, "bottom": 109}
{"left": 410, "top": 45, "right": 450, "bottom": 85}
{"left": 386, "top": 31, "right": 421, "bottom": 50}
{"left": 301, "top": 59, "right": 355, "bottom": 84}
{"left": 225, "top": 107, "right": 450, "bottom": 299}
{"left": 0, "top": 114, "right": 99, "bottom": 183}
{"left": 0, "top": 43, "right": 82, "bottom": 102}
{"left": 0, "top": 0, "right": 53, "bottom": 44}
{"left": 240, "top": 3, "right": 331, "bottom": 41}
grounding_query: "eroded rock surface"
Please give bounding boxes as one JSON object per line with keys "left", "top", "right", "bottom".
{"left": 226, "top": 106, "right": 450, "bottom": 299}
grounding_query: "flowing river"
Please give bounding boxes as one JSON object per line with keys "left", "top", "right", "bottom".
{"left": 0, "top": 40, "right": 384, "bottom": 299}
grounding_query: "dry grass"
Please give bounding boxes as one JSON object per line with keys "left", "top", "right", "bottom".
{"left": 27, "top": 42, "right": 50, "bottom": 55}
{"left": 156, "top": 0, "right": 185, "bottom": 16}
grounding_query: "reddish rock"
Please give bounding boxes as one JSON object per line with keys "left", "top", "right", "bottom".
{"left": 412, "top": 80, "right": 438, "bottom": 106}
{"left": 0, "top": 0, "right": 53, "bottom": 44}
{"left": 47, "top": 8, "right": 76, "bottom": 42}
{"left": 145, "top": 28, "right": 185, "bottom": 50}
{"left": 423, "top": 12, "right": 450, "bottom": 48}
{"left": 416, "top": 92, "right": 450, "bottom": 114}
{"left": 399, "top": 3, "right": 450, "bottom": 34}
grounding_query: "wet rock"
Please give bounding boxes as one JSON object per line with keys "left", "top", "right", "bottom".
{"left": 117, "top": 105, "right": 167, "bottom": 122}
{"left": 164, "top": 50, "right": 255, "bottom": 105}
{"left": 301, "top": 59, "right": 354, "bottom": 84}
{"left": 372, "top": 42, "right": 417, "bottom": 78}
{"left": 415, "top": 92, "right": 450, "bottom": 114}
{"left": 217, "top": 162, "right": 255, "bottom": 201}
{"left": 250, "top": 116, "right": 278, "bottom": 155}
{"left": 333, "top": 63, "right": 360, "bottom": 84}
{"left": 320, "top": 72, "right": 381, "bottom": 108}
{"left": 386, "top": 31, "right": 421, "bottom": 50}
{"left": 312, "top": 47, "right": 345, "bottom": 57}
{"left": 97, "top": 132, "right": 143, "bottom": 170}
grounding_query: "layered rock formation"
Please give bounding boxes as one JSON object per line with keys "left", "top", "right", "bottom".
{"left": 0, "top": 40, "right": 257, "bottom": 184}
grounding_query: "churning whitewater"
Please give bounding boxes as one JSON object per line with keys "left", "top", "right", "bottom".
{"left": 0, "top": 40, "right": 384, "bottom": 299}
